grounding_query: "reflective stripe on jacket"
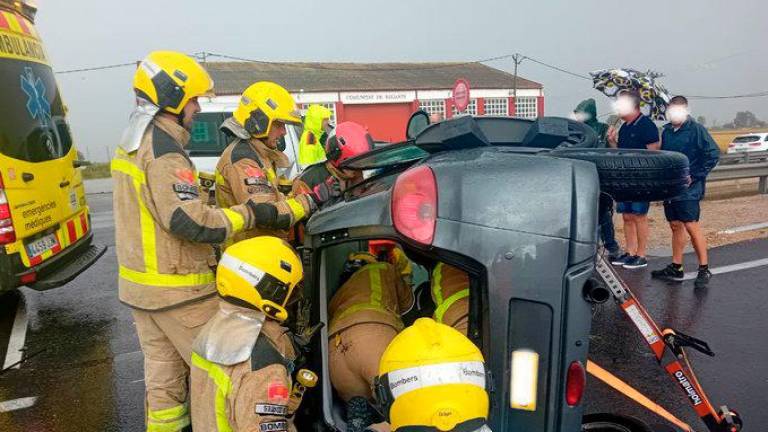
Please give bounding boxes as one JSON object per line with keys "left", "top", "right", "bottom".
{"left": 191, "top": 320, "right": 297, "bottom": 432}
{"left": 215, "top": 137, "right": 312, "bottom": 244}
{"left": 113, "top": 116, "right": 252, "bottom": 310}
{"left": 431, "top": 263, "right": 470, "bottom": 328}
{"left": 328, "top": 262, "right": 414, "bottom": 336}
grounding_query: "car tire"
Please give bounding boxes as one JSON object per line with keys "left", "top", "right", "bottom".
{"left": 582, "top": 413, "right": 653, "bottom": 432}
{"left": 549, "top": 149, "right": 690, "bottom": 202}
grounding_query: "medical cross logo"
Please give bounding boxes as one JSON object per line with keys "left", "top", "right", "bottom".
{"left": 20, "top": 67, "right": 51, "bottom": 127}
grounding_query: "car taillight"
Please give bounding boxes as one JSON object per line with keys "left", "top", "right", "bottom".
{"left": 20, "top": 272, "right": 36, "bottom": 284}
{"left": 391, "top": 165, "right": 437, "bottom": 245}
{"left": 750, "top": 142, "right": 762, "bottom": 146}
{"left": 565, "top": 361, "right": 586, "bottom": 406}
{"left": 0, "top": 173, "right": 15, "bottom": 245}
{"left": 728, "top": 143, "right": 735, "bottom": 148}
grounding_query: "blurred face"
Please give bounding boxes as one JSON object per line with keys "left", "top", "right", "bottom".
{"left": 570, "top": 111, "right": 590, "bottom": 123}
{"left": 266, "top": 121, "right": 287, "bottom": 148}
{"left": 321, "top": 119, "right": 331, "bottom": 132}
{"left": 181, "top": 97, "right": 201, "bottom": 131}
{"left": 667, "top": 104, "right": 689, "bottom": 126}
{"left": 613, "top": 95, "right": 638, "bottom": 119}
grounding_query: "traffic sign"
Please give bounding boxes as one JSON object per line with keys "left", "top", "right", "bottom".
{"left": 452, "top": 79, "right": 471, "bottom": 113}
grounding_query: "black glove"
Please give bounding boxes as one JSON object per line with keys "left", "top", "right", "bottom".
{"left": 246, "top": 201, "right": 291, "bottom": 230}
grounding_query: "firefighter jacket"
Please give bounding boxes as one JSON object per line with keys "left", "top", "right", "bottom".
{"left": 191, "top": 316, "right": 297, "bottom": 432}
{"left": 328, "top": 262, "right": 414, "bottom": 337}
{"left": 216, "top": 118, "right": 315, "bottom": 244}
{"left": 112, "top": 116, "right": 255, "bottom": 311}
{"left": 431, "top": 263, "right": 470, "bottom": 329}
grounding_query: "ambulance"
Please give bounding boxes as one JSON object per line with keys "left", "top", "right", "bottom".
{"left": 0, "top": 0, "right": 105, "bottom": 293}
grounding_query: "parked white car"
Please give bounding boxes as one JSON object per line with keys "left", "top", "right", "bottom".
{"left": 727, "top": 132, "right": 768, "bottom": 154}
{"left": 188, "top": 97, "right": 303, "bottom": 181}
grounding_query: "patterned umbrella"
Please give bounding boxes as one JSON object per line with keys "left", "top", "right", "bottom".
{"left": 590, "top": 68, "right": 671, "bottom": 121}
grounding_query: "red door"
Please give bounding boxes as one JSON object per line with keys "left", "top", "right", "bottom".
{"left": 341, "top": 103, "right": 412, "bottom": 143}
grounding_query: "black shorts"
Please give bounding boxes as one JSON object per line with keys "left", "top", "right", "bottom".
{"left": 663, "top": 200, "right": 701, "bottom": 223}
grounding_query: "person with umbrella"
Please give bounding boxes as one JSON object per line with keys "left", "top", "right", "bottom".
{"left": 606, "top": 89, "right": 660, "bottom": 269}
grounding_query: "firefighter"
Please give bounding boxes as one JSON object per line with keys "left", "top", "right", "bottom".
{"left": 112, "top": 51, "right": 286, "bottom": 432}
{"left": 190, "top": 236, "right": 303, "bottom": 432}
{"left": 297, "top": 104, "right": 333, "bottom": 168}
{"left": 375, "top": 318, "right": 491, "bottom": 432}
{"left": 293, "top": 121, "right": 374, "bottom": 209}
{"left": 431, "top": 263, "right": 470, "bottom": 335}
{"left": 328, "top": 252, "right": 414, "bottom": 432}
{"left": 216, "top": 81, "right": 333, "bottom": 244}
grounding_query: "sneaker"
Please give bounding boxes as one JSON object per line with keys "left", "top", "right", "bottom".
{"left": 694, "top": 268, "right": 712, "bottom": 288}
{"left": 623, "top": 256, "right": 648, "bottom": 269}
{"left": 607, "top": 249, "right": 624, "bottom": 263}
{"left": 611, "top": 252, "right": 631, "bottom": 266}
{"left": 651, "top": 263, "right": 684, "bottom": 281}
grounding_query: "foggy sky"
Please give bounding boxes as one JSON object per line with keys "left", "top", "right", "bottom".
{"left": 35, "top": 0, "right": 768, "bottom": 161}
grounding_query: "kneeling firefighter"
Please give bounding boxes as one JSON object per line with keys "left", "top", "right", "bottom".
{"left": 375, "top": 318, "right": 492, "bottom": 432}
{"left": 216, "top": 82, "right": 334, "bottom": 244}
{"left": 328, "top": 252, "right": 414, "bottom": 432}
{"left": 293, "top": 121, "right": 374, "bottom": 210}
{"left": 431, "top": 263, "right": 470, "bottom": 335}
{"left": 113, "top": 51, "right": 286, "bottom": 432}
{"left": 191, "top": 237, "right": 307, "bottom": 432}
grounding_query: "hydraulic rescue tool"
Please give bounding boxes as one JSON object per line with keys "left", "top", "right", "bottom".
{"left": 595, "top": 255, "right": 743, "bottom": 432}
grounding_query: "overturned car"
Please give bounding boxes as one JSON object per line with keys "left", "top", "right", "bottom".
{"left": 287, "top": 114, "right": 735, "bottom": 432}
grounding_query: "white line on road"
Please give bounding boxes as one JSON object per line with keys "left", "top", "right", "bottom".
{"left": 683, "top": 257, "right": 768, "bottom": 280}
{"left": 719, "top": 221, "right": 768, "bottom": 235}
{"left": 3, "top": 300, "right": 28, "bottom": 370}
{"left": 0, "top": 397, "right": 37, "bottom": 413}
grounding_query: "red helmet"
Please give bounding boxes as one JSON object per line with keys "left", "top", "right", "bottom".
{"left": 324, "top": 122, "right": 374, "bottom": 168}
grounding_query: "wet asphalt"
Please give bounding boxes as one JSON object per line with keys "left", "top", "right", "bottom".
{"left": 0, "top": 191, "right": 765, "bottom": 431}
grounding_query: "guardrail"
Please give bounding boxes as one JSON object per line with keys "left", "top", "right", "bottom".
{"left": 708, "top": 161, "right": 768, "bottom": 194}
{"left": 718, "top": 150, "right": 768, "bottom": 165}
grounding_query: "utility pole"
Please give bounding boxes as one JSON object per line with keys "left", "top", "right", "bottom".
{"left": 511, "top": 54, "right": 525, "bottom": 115}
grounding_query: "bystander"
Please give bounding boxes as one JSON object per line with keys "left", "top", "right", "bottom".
{"left": 607, "top": 90, "right": 660, "bottom": 269}
{"left": 651, "top": 96, "right": 720, "bottom": 287}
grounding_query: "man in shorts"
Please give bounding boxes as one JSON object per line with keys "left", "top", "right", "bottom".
{"left": 607, "top": 90, "right": 660, "bottom": 269}
{"left": 651, "top": 96, "right": 720, "bottom": 287}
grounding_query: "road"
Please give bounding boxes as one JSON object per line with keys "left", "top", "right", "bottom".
{"left": 0, "top": 185, "right": 766, "bottom": 431}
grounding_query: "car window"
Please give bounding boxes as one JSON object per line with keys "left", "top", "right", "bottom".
{"left": 0, "top": 60, "right": 72, "bottom": 162}
{"left": 188, "top": 112, "right": 229, "bottom": 156}
{"left": 341, "top": 142, "right": 428, "bottom": 170}
{"left": 733, "top": 135, "right": 761, "bottom": 143}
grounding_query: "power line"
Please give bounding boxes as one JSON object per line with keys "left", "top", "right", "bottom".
{"left": 520, "top": 55, "right": 592, "bottom": 81}
{"left": 50, "top": 51, "right": 768, "bottom": 101}
{"left": 55, "top": 61, "right": 137, "bottom": 74}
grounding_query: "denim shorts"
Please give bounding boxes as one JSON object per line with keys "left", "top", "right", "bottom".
{"left": 616, "top": 201, "right": 650, "bottom": 215}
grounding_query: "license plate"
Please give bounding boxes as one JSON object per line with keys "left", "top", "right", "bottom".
{"left": 26, "top": 233, "right": 58, "bottom": 258}
{"left": 69, "top": 190, "right": 78, "bottom": 211}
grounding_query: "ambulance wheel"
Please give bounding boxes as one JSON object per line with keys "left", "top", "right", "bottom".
{"left": 549, "top": 149, "right": 690, "bottom": 202}
{"left": 582, "top": 413, "right": 653, "bottom": 432}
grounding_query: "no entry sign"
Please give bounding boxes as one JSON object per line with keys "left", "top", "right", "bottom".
{"left": 452, "top": 79, "right": 471, "bottom": 113}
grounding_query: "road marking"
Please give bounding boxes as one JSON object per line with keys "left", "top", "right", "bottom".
{"left": 90, "top": 211, "right": 114, "bottom": 231}
{"left": 719, "top": 221, "right": 768, "bottom": 235}
{"left": 683, "top": 257, "right": 768, "bottom": 280}
{"left": 3, "top": 300, "right": 28, "bottom": 370}
{"left": 0, "top": 397, "right": 37, "bottom": 413}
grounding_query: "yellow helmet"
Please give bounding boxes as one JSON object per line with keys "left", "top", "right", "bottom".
{"left": 233, "top": 81, "right": 301, "bottom": 138}
{"left": 216, "top": 236, "right": 302, "bottom": 321}
{"left": 376, "top": 318, "right": 489, "bottom": 432}
{"left": 133, "top": 51, "right": 214, "bottom": 114}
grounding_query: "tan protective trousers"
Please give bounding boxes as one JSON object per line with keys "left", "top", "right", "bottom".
{"left": 131, "top": 296, "right": 218, "bottom": 432}
{"left": 329, "top": 322, "right": 399, "bottom": 401}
